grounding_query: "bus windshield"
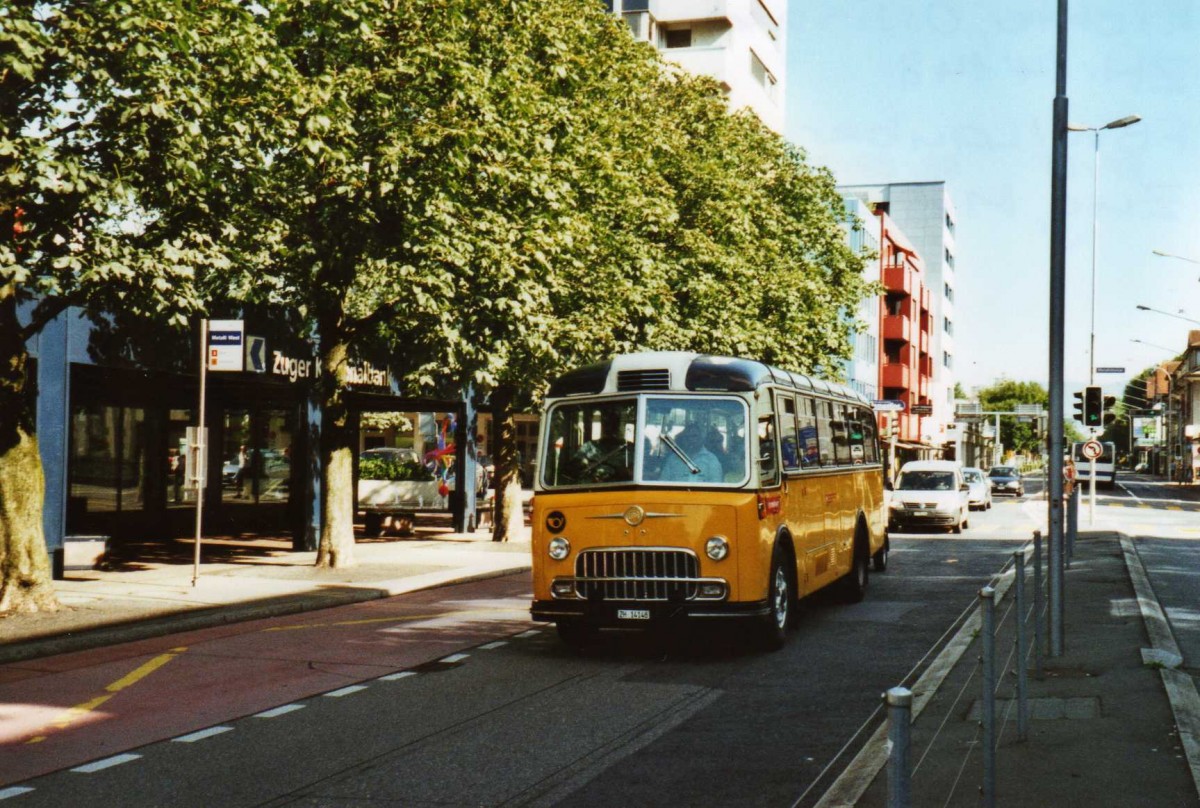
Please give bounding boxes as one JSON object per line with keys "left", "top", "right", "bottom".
{"left": 540, "top": 396, "right": 749, "bottom": 488}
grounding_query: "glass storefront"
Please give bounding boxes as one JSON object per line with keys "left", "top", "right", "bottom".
{"left": 70, "top": 404, "right": 146, "bottom": 514}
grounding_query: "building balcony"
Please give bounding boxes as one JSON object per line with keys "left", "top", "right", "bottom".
{"left": 919, "top": 377, "right": 929, "bottom": 397}
{"left": 920, "top": 330, "right": 929, "bottom": 353}
{"left": 652, "top": 0, "right": 731, "bottom": 24}
{"left": 882, "top": 362, "right": 910, "bottom": 389}
{"left": 883, "top": 264, "right": 913, "bottom": 296}
{"left": 882, "top": 314, "right": 912, "bottom": 342}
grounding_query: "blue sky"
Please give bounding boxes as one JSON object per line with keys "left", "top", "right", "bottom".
{"left": 786, "top": 0, "right": 1200, "bottom": 402}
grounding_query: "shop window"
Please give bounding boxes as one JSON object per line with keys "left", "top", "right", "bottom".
{"left": 70, "top": 404, "right": 146, "bottom": 515}
{"left": 166, "top": 409, "right": 193, "bottom": 508}
{"left": 223, "top": 408, "right": 294, "bottom": 505}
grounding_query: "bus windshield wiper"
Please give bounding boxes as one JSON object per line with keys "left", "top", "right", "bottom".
{"left": 659, "top": 433, "right": 701, "bottom": 474}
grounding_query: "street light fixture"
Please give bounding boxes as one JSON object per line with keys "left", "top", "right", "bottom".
{"left": 1152, "top": 249, "right": 1200, "bottom": 265}
{"left": 1135, "top": 304, "right": 1200, "bottom": 326}
{"left": 1130, "top": 338, "right": 1178, "bottom": 353}
{"left": 1068, "top": 114, "right": 1142, "bottom": 386}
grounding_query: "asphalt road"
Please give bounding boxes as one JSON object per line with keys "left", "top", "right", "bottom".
{"left": 4, "top": 477, "right": 1193, "bottom": 808}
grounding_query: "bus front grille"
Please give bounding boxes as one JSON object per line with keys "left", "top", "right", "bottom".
{"left": 574, "top": 548, "right": 701, "bottom": 601}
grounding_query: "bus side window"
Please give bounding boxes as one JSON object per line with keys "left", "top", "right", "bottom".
{"left": 797, "top": 396, "right": 820, "bottom": 467}
{"left": 758, "top": 416, "right": 779, "bottom": 486}
{"left": 778, "top": 394, "right": 800, "bottom": 472}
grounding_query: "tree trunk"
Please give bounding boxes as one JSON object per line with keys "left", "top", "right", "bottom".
{"left": 490, "top": 384, "right": 525, "bottom": 542}
{"left": 315, "top": 335, "right": 356, "bottom": 568}
{"left": 0, "top": 298, "right": 59, "bottom": 614}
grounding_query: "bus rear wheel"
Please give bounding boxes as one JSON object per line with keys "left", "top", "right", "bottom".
{"left": 840, "top": 535, "right": 869, "bottom": 603}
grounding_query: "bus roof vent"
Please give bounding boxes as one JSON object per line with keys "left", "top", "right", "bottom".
{"left": 617, "top": 369, "right": 670, "bottom": 391}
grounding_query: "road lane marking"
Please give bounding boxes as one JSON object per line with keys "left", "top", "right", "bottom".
{"left": 1119, "top": 483, "right": 1143, "bottom": 504}
{"left": 378, "top": 671, "right": 418, "bottom": 682}
{"left": 25, "top": 647, "right": 188, "bottom": 744}
{"left": 172, "top": 726, "right": 233, "bottom": 743}
{"left": 71, "top": 753, "right": 141, "bottom": 773}
{"left": 254, "top": 704, "right": 306, "bottom": 718}
{"left": 438, "top": 653, "right": 470, "bottom": 664}
{"left": 514, "top": 630, "right": 542, "bottom": 639}
{"left": 479, "top": 641, "right": 508, "bottom": 650}
{"left": 0, "top": 787, "right": 35, "bottom": 800}
{"left": 325, "top": 684, "right": 370, "bottom": 698}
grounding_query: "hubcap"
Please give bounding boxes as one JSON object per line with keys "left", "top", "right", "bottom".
{"left": 773, "top": 566, "right": 788, "bottom": 628}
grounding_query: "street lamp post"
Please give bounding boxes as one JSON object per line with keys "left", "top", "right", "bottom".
{"left": 1135, "top": 304, "right": 1200, "bottom": 326}
{"left": 1068, "top": 115, "right": 1141, "bottom": 386}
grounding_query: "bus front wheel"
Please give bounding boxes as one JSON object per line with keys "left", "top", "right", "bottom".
{"left": 758, "top": 545, "right": 792, "bottom": 651}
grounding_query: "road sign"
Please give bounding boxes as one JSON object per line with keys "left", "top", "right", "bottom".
{"left": 910, "top": 404, "right": 933, "bottom": 416}
{"left": 872, "top": 399, "right": 906, "bottom": 412}
{"left": 245, "top": 335, "right": 267, "bottom": 373}
{"left": 1081, "top": 439, "right": 1103, "bottom": 460}
{"left": 207, "top": 319, "right": 244, "bottom": 372}
{"left": 1095, "top": 367, "right": 1125, "bottom": 374}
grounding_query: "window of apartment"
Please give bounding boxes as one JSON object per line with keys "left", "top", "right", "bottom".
{"left": 625, "top": 11, "right": 652, "bottom": 40}
{"left": 618, "top": 0, "right": 649, "bottom": 10}
{"left": 944, "top": 283, "right": 954, "bottom": 302}
{"left": 945, "top": 248, "right": 955, "bottom": 269}
{"left": 943, "top": 317, "right": 953, "bottom": 336}
{"left": 945, "top": 212, "right": 955, "bottom": 234}
{"left": 750, "top": 50, "right": 778, "bottom": 100}
{"left": 752, "top": 0, "right": 781, "bottom": 42}
{"left": 664, "top": 27, "right": 692, "bottom": 48}
{"left": 943, "top": 351, "right": 953, "bottom": 369}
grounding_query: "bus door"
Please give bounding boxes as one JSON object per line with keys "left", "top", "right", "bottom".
{"left": 778, "top": 393, "right": 822, "bottom": 592}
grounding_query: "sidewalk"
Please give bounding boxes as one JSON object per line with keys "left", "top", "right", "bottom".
{"left": 841, "top": 531, "right": 1200, "bottom": 807}
{"left": 0, "top": 521, "right": 532, "bottom": 665}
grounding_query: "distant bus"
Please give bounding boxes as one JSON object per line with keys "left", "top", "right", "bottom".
{"left": 1072, "top": 441, "right": 1116, "bottom": 489}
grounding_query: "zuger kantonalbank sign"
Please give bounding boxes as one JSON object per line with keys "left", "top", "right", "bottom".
{"left": 271, "top": 349, "right": 390, "bottom": 388}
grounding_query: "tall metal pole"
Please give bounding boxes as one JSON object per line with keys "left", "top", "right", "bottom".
{"left": 1089, "top": 130, "right": 1100, "bottom": 387}
{"left": 192, "top": 320, "right": 208, "bottom": 587}
{"left": 1047, "top": 0, "right": 1069, "bottom": 657}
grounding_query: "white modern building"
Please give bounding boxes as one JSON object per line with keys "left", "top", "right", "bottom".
{"left": 839, "top": 182, "right": 959, "bottom": 454}
{"left": 842, "top": 196, "right": 881, "bottom": 401}
{"left": 606, "top": 0, "right": 787, "bottom": 133}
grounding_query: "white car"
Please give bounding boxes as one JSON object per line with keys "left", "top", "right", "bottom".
{"left": 962, "top": 466, "right": 992, "bottom": 511}
{"left": 888, "top": 460, "right": 970, "bottom": 534}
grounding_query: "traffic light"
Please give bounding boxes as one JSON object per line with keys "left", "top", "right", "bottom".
{"left": 1084, "top": 386, "right": 1102, "bottom": 428}
{"left": 1103, "top": 395, "right": 1118, "bottom": 427}
{"left": 1073, "top": 390, "right": 1086, "bottom": 423}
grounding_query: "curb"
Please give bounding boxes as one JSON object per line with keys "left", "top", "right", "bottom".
{"left": 0, "top": 564, "right": 530, "bottom": 666}
{"left": 1120, "top": 534, "right": 1200, "bottom": 800}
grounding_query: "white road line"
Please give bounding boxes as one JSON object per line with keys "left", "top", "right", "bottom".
{"left": 1119, "top": 482, "right": 1144, "bottom": 504}
{"left": 173, "top": 726, "right": 234, "bottom": 743}
{"left": 325, "top": 684, "right": 369, "bottom": 698}
{"left": 379, "top": 671, "right": 417, "bottom": 682}
{"left": 479, "top": 641, "right": 508, "bottom": 650}
{"left": 514, "top": 630, "right": 541, "bottom": 639}
{"left": 0, "top": 787, "right": 35, "bottom": 800}
{"left": 71, "top": 754, "right": 142, "bottom": 773}
{"left": 438, "top": 653, "right": 470, "bottom": 664}
{"left": 254, "top": 704, "right": 305, "bottom": 718}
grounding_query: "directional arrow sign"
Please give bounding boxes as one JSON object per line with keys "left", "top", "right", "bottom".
{"left": 245, "top": 335, "right": 267, "bottom": 373}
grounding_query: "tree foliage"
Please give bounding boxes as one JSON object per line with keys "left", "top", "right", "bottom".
{"left": 0, "top": 1, "right": 284, "bottom": 613}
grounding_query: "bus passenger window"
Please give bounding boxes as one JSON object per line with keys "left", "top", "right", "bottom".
{"left": 778, "top": 395, "right": 800, "bottom": 471}
{"left": 816, "top": 400, "right": 835, "bottom": 465}
{"left": 798, "top": 397, "right": 820, "bottom": 467}
{"left": 758, "top": 416, "right": 779, "bottom": 486}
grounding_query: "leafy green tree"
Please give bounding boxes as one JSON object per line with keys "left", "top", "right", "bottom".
{"left": 0, "top": 2, "right": 282, "bottom": 613}
{"left": 978, "top": 379, "right": 1047, "bottom": 456}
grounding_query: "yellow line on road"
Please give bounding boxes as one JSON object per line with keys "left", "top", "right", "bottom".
{"left": 25, "top": 647, "right": 188, "bottom": 744}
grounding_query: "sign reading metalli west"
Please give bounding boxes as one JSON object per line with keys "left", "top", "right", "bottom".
{"left": 207, "top": 320, "right": 244, "bottom": 372}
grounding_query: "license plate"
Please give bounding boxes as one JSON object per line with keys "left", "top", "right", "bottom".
{"left": 913, "top": 511, "right": 930, "bottom": 517}
{"left": 618, "top": 609, "right": 651, "bottom": 620}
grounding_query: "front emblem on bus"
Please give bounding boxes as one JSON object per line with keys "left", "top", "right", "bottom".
{"left": 546, "top": 511, "right": 567, "bottom": 532}
{"left": 623, "top": 505, "right": 645, "bottom": 526}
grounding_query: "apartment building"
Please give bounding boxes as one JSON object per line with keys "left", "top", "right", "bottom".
{"left": 842, "top": 197, "right": 881, "bottom": 403}
{"left": 840, "top": 182, "right": 958, "bottom": 454}
{"left": 605, "top": 0, "right": 787, "bottom": 133}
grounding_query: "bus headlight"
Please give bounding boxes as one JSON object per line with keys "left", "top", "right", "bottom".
{"left": 705, "top": 536, "right": 729, "bottom": 561}
{"left": 548, "top": 537, "right": 571, "bottom": 561}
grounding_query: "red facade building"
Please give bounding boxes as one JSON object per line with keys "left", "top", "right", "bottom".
{"left": 876, "top": 210, "right": 933, "bottom": 458}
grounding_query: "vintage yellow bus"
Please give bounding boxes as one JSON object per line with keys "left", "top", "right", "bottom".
{"left": 530, "top": 352, "right": 887, "bottom": 650}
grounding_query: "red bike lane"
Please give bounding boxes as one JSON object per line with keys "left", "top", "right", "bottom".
{"left": 0, "top": 574, "right": 533, "bottom": 786}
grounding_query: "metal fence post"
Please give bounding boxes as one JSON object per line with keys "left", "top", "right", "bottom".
{"left": 981, "top": 586, "right": 996, "bottom": 808}
{"left": 1014, "top": 551, "right": 1029, "bottom": 741}
{"left": 887, "top": 686, "right": 913, "bottom": 808}
{"left": 1033, "top": 531, "right": 1044, "bottom": 678}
